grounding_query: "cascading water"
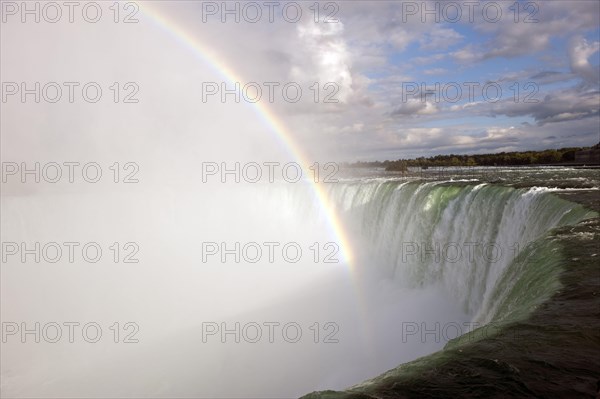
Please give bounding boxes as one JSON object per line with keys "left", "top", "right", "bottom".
{"left": 326, "top": 181, "right": 595, "bottom": 325}
{"left": 300, "top": 178, "right": 599, "bottom": 399}
{"left": 2, "top": 178, "right": 596, "bottom": 398}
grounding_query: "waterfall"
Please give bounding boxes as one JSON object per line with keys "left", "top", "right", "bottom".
{"left": 325, "top": 181, "right": 595, "bottom": 324}
{"left": 2, "top": 179, "right": 595, "bottom": 398}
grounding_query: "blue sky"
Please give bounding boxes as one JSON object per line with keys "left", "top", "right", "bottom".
{"left": 2, "top": 0, "right": 599, "bottom": 162}
{"left": 135, "top": 0, "right": 600, "bottom": 161}
{"left": 294, "top": 0, "right": 600, "bottom": 160}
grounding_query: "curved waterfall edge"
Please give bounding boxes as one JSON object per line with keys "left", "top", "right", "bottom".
{"left": 301, "top": 187, "right": 600, "bottom": 399}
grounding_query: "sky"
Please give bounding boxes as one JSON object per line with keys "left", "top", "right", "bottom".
{"left": 318, "top": 0, "right": 600, "bottom": 160}
{"left": 2, "top": 0, "right": 599, "bottom": 163}
{"left": 175, "top": 0, "right": 600, "bottom": 161}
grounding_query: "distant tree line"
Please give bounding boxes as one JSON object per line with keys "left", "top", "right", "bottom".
{"left": 347, "top": 144, "right": 600, "bottom": 171}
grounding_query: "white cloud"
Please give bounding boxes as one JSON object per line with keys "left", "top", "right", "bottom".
{"left": 391, "top": 99, "right": 439, "bottom": 116}
{"left": 568, "top": 36, "right": 600, "bottom": 83}
{"left": 419, "top": 27, "right": 463, "bottom": 51}
{"left": 451, "top": 45, "right": 484, "bottom": 63}
{"left": 451, "top": 1, "right": 600, "bottom": 64}
{"left": 293, "top": 21, "right": 353, "bottom": 102}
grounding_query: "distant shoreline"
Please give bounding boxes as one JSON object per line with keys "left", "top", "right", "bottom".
{"left": 348, "top": 163, "right": 600, "bottom": 169}
{"left": 345, "top": 144, "right": 600, "bottom": 170}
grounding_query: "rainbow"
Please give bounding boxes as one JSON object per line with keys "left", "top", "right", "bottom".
{"left": 138, "top": 3, "right": 354, "bottom": 265}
